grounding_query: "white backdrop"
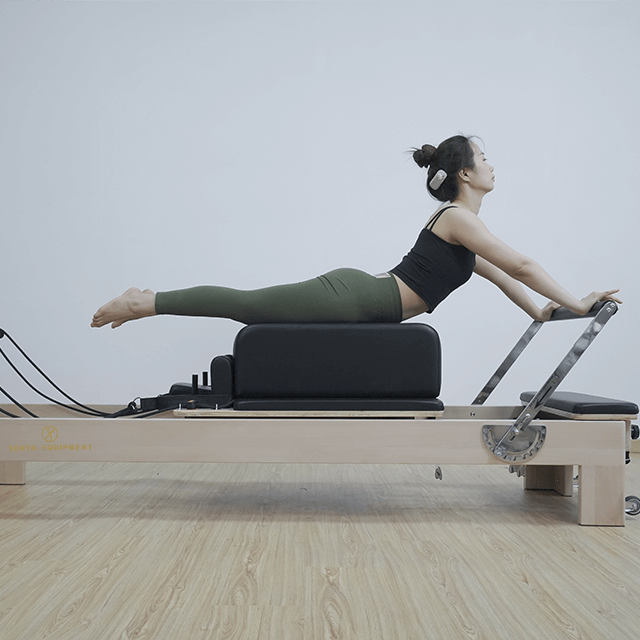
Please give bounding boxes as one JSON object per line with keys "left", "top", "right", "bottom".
{"left": 1, "top": 0, "right": 638, "bottom": 408}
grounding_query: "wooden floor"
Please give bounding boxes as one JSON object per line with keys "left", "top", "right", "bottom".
{"left": 1, "top": 458, "right": 639, "bottom": 640}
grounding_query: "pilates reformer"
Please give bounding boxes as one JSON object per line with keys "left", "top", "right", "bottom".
{"left": 1, "top": 302, "right": 638, "bottom": 525}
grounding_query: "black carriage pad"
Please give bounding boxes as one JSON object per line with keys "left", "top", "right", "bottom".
{"left": 520, "top": 391, "right": 638, "bottom": 416}
{"left": 233, "top": 398, "right": 444, "bottom": 411}
{"left": 232, "top": 323, "right": 443, "bottom": 411}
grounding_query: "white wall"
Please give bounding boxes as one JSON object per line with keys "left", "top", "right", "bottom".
{"left": 1, "top": 1, "right": 638, "bottom": 408}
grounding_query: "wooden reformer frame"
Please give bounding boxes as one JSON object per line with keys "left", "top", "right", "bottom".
{"left": 1, "top": 302, "right": 636, "bottom": 526}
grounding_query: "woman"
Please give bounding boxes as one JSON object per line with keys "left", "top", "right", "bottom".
{"left": 91, "top": 135, "right": 621, "bottom": 329}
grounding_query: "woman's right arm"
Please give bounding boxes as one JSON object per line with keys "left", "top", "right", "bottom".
{"left": 447, "top": 209, "right": 621, "bottom": 315}
{"left": 473, "top": 256, "right": 559, "bottom": 321}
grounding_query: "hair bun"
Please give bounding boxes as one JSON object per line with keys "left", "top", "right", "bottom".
{"left": 413, "top": 144, "right": 437, "bottom": 168}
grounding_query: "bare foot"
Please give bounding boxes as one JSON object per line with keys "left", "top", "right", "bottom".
{"left": 91, "top": 288, "right": 157, "bottom": 329}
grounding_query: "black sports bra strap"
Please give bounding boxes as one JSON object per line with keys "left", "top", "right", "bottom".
{"left": 426, "top": 205, "right": 457, "bottom": 231}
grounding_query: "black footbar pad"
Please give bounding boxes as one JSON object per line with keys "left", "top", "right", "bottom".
{"left": 232, "top": 323, "right": 442, "bottom": 410}
{"left": 520, "top": 391, "right": 638, "bottom": 415}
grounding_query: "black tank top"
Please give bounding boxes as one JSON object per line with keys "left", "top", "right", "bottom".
{"left": 390, "top": 206, "right": 476, "bottom": 313}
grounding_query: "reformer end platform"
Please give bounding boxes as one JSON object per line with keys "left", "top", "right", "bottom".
{"left": 519, "top": 391, "right": 638, "bottom": 420}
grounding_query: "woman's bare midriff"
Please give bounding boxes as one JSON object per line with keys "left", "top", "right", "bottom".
{"left": 391, "top": 274, "right": 430, "bottom": 320}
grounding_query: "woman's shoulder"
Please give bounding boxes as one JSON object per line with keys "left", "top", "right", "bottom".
{"left": 425, "top": 204, "right": 459, "bottom": 226}
{"left": 425, "top": 204, "right": 482, "bottom": 241}
{"left": 439, "top": 206, "right": 485, "bottom": 230}
{"left": 425, "top": 204, "right": 478, "bottom": 231}
{"left": 427, "top": 204, "right": 474, "bottom": 221}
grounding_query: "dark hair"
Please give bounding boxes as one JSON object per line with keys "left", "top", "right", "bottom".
{"left": 412, "top": 135, "right": 476, "bottom": 202}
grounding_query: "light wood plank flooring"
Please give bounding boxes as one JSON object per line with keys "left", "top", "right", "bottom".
{"left": 1, "top": 458, "right": 639, "bottom": 640}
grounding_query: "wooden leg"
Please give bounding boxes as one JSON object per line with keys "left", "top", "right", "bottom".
{"left": 524, "top": 465, "right": 574, "bottom": 497}
{"left": 0, "top": 461, "right": 27, "bottom": 485}
{"left": 579, "top": 465, "right": 625, "bottom": 526}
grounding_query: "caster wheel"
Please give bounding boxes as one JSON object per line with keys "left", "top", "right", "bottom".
{"left": 625, "top": 495, "right": 640, "bottom": 516}
{"left": 435, "top": 466, "right": 442, "bottom": 481}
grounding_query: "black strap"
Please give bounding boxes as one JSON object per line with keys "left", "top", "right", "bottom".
{"left": 426, "top": 205, "right": 457, "bottom": 231}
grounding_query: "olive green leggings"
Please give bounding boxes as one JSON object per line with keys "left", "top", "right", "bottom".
{"left": 155, "top": 268, "right": 403, "bottom": 324}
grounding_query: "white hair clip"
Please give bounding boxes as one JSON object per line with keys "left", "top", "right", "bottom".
{"left": 428, "top": 169, "right": 447, "bottom": 190}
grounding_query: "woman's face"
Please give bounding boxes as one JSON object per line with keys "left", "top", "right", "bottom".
{"left": 466, "top": 143, "right": 495, "bottom": 192}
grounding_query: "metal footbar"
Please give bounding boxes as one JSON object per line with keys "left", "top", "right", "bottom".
{"left": 473, "top": 301, "right": 619, "bottom": 463}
